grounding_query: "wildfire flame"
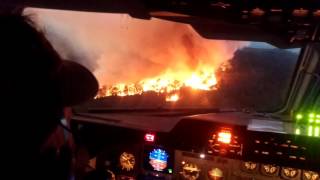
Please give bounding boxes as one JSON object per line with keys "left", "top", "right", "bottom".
{"left": 96, "top": 66, "right": 218, "bottom": 102}
{"left": 27, "top": 9, "right": 248, "bottom": 103}
{"left": 166, "top": 94, "right": 180, "bottom": 102}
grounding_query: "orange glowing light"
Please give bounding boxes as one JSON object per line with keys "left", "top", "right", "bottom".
{"left": 166, "top": 94, "right": 179, "bottom": 102}
{"left": 217, "top": 130, "right": 232, "bottom": 144}
{"left": 96, "top": 67, "right": 219, "bottom": 100}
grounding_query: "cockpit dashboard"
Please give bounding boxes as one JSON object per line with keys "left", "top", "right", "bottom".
{"left": 72, "top": 111, "right": 320, "bottom": 179}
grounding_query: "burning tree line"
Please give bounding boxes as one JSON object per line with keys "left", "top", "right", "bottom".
{"left": 95, "top": 68, "right": 220, "bottom": 102}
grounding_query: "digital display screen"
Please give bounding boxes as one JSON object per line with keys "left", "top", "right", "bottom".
{"left": 143, "top": 145, "right": 173, "bottom": 174}
{"left": 149, "top": 149, "right": 169, "bottom": 171}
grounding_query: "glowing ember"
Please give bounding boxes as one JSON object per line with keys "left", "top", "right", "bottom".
{"left": 166, "top": 94, "right": 180, "bottom": 102}
{"left": 96, "top": 66, "right": 219, "bottom": 101}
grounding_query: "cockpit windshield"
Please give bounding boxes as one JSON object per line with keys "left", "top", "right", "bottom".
{"left": 26, "top": 8, "right": 302, "bottom": 112}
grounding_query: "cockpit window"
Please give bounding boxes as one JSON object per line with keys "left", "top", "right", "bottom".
{"left": 26, "top": 8, "right": 301, "bottom": 112}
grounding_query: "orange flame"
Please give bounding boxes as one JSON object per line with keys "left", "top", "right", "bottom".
{"left": 26, "top": 8, "right": 247, "bottom": 102}
{"left": 166, "top": 93, "right": 180, "bottom": 102}
{"left": 96, "top": 66, "right": 218, "bottom": 101}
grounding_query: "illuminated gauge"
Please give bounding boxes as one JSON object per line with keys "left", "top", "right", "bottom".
{"left": 208, "top": 168, "right": 223, "bottom": 180}
{"left": 243, "top": 161, "right": 257, "bottom": 171}
{"left": 281, "top": 167, "right": 299, "bottom": 179}
{"left": 303, "top": 171, "right": 319, "bottom": 180}
{"left": 119, "top": 152, "right": 135, "bottom": 171}
{"left": 261, "top": 164, "right": 278, "bottom": 176}
{"left": 149, "top": 148, "right": 169, "bottom": 172}
{"left": 180, "top": 163, "right": 201, "bottom": 180}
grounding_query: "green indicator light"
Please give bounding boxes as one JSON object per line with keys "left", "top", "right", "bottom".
{"left": 309, "top": 119, "right": 314, "bottom": 123}
{"left": 309, "top": 113, "right": 315, "bottom": 118}
{"left": 295, "top": 128, "right": 301, "bottom": 135}
{"left": 168, "top": 169, "right": 173, "bottom": 174}
{"left": 296, "top": 114, "right": 303, "bottom": 120}
{"left": 315, "top": 127, "right": 320, "bottom": 137}
{"left": 308, "top": 126, "right": 313, "bottom": 136}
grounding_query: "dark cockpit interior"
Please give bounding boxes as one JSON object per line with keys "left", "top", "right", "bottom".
{"left": 2, "top": 0, "right": 320, "bottom": 179}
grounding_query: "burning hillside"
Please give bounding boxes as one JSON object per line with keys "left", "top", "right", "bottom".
{"left": 95, "top": 66, "right": 220, "bottom": 101}
{"left": 27, "top": 8, "right": 248, "bottom": 102}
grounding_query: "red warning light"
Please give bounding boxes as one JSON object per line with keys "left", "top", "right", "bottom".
{"left": 144, "top": 133, "right": 155, "bottom": 142}
{"left": 217, "top": 129, "right": 232, "bottom": 144}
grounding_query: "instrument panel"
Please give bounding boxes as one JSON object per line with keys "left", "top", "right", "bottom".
{"left": 175, "top": 150, "right": 320, "bottom": 180}
{"left": 72, "top": 112, "right": 320, "bottom": 179}
{"left": 146, "top": 0, "right": 320, "bottom": 46}
{"left": 88, "top": 145, "right": 320, "bottom": 180}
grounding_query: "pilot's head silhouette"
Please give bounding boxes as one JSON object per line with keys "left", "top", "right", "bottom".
{"left": 1, "top": 10, "right": 98, "bottom": 179}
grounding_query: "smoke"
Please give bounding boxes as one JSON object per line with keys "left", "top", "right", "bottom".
{"left": 25, "top": 8, "right": 248, "bottom": 85}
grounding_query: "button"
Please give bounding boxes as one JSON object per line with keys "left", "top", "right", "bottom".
{"left": 281, "top": 144, "right": 289, "bottom": 148}
{"left": 289, "top": 155, "right": 297, "bottom": 159}
{"left": 299, "top": 157, "right": 306, "bottom": 161}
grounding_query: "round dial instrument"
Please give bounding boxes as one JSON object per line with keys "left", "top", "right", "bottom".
{"left": 180, "top": 163, "right": 201, "bottom": 180}
{"left": 303, "top": 171, "right": 319, "bottom": 180}
{"left": 119, "top": 152, "right": 135, "bottom": 171}
{"left": 208, "top": 168, "right": 223, "bottom": 180}
{"left": 282, "top": 167, "right": 298, "bottom": 178}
